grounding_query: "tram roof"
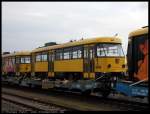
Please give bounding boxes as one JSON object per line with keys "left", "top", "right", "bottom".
{"left": 129, "top": 26, "right": 148, "bottom": 38}
{"left": 14, "top": 51, "right": 31, "bottom": 56}
{"left": 32, "top": 37, "right": 122, "bottom": 53}
{"left": 2, "top": 51, "right": 31, "bottom": 58}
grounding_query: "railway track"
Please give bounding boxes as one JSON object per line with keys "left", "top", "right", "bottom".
{"left": 2, "top": 93, "right": 68, "bottom": 113}
{"left": 2, "top": 99, "right": 34, "bottom": 113}
{"left": 2, "top": 84, "right": 149, "bottom": 111}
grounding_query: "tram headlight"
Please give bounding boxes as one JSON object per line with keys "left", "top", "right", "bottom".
{"left": 122, "top": 64, "right": 125, "bottom": 68}
{"left": 107, "top": 64, "right": 111, "bottom": 68}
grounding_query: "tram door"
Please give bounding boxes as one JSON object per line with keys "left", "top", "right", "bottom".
{"left": 83, "top": 45, "right": 95, "bottom": 79}
{"left": 31, "top": 53, "right": 35, "bottom": 76}
{"left": 48, "top": 50, "right": 54, "bottom": 78}
{"left": 15, "top": 56, "right": 20, "bottom": 75}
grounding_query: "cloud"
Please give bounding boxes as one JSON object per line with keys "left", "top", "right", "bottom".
{"left": 2, "top": 2, "right": 148, "bottom": 54}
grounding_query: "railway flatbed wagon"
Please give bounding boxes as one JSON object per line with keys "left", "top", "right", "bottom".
{"left": 115, "top": 80, "right": 148, "bottom": 97}
{"left": 115, "top": 26, "right": 149, "bottom": 98}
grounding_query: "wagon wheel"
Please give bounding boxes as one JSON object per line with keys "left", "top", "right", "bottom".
{"left": 101, "top": 89, "right": 111, "bottom": 98}
{"left": 81, "top": 90, "right": 91, "bottom": 96}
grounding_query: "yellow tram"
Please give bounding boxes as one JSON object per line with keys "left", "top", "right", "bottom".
{"left": 31, "top": 37, "right": 126, "bottom": 79}
{"left": 30, "top": 36, "right": 127, "bottom": 96}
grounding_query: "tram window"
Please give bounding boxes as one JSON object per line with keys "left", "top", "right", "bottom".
{"left": 7, "top": 59, "right": 9, "bottom": 65}
{"left": 2, "top": 59, "right": 4, "bottom": 66}
{"left": 97, "top": 45, "right": 105, "bottom": 57}
{"left": 72, "top": 46, "right": 83, "bottom": 59}
{"left": 8, "top": 58, "right": 10, "bottom": 65}
{"left": 3, "top": 58, "right": 6, "bottom": 65}
{"left": 73, "top": 51, "right": 78, "bottom": 59}
{"left": 105, "top": 47, "right": 118, "bottom": 56}
{"left": 16, "top": 57, "right": 20, "bottom": 63}
{"left": 21, "top": 57, "right": 25, "bottom": 63}
{"left": 49, "top": 54, "right": 52, "bottom": 61}
{"left": 78, "top": 50, "right": 82, "bottom": 58}
{"left": 63, "top": 48, "right": 72, "bottom": 59}
{"left": 6, "top": 59, "right": 8, "bottom": 65}
{"left": 12, "top": 58, "right": 15, "bottom": 64}
{"left": 36, "top": 54, "right": 41, "bottom": 62}
{"left": 56, "top": 49, "right": 63, "bottom": 60}
{"left": 84, "top": 49, "right": 88, "bottom": 58}
{"left": 10, "top": 58, "right": 12, "bottom": 64}
{"left": 103, "top": 44, "right": 124, "bottom": 57}
{"left": 90, "top": 50, "right": 93, "bottom": 59}
{"left": 97, "top": 44, "right": 124, "bottom": 57}
{"left": 25, "top": 57, "right": 30, "bottom": 63}
{"left": 2, "top": 58, "right": 4, "bottom": 66}
{"left": 52, "top": 54, "right": 54, "bottom": 61}
{"left": 5, "top": 59, "right": 7, "bottom": 65}
{"left": 64, "top": 52, "right": 70, "bottom": 59}
{"left": 56, "top": 53, "right": 63, "bottom": 60}
{"left": 49, "top": 53, "right": 54, "bottom": 61}
{"left": 42, "top": 54, "right": 47, "bottom": 61}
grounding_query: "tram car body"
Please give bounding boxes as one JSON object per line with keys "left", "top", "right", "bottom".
{"left": 2, "top": 51, "right": 31, "bottom": 85}
{"left": 2, "top": 53, "right": 16, "bottom": 79}
{"left": 115, "top": 26, "right": 148, "bottom": 97}
{"left": 30, "top": 36, "right": 126, "bottom": 96}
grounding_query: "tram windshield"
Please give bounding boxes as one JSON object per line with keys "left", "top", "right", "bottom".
{"left": 97, "top": 44, "right": 124, "bottom": 57}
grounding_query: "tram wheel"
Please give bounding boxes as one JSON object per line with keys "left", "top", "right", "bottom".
{"left": 81, "top": 90, "right": 91, "bottom": 96}
{"left": 101, "top": 90, "right": 110, "bottom": 98}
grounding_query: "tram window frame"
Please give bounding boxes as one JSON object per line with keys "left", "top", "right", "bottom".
{"left": 96, "top": 43, "right": 124, "bottom": 57}
{"left": 7, "top": 58, "right": 9, "bottom": 65}
{"left": 7, "top": 58, "right": 10, "bottom": 65}
{"left": 72, "top": 46, "right": 83, "bottom": 59}
{"left": 35, "top": 52, "right": 48, "bottom": 62}
{"left": 25, "top": 56, "right": 31, "bottom": 63}
{"left": 3, "top": 58, "right": 5, "bottom": 65}
{"left": 41, "top": 53, "right": 48, "bottom": 61}
{"left": 12, "top": 58, "right": 15, "bottom": 64}
{"left": 55, "top": 49, "right": 63, "bottom": 60}
{"left": 63, "top": 47, "right": 72, "bottom": 60}
{"left": 49, "top": 52, "right": 54, "bottom": 62}
{"left": 84, "top": 48, "right": 88, "bottom": 59}
{"left": 36, "top": 53, "right": 41, "bottom": 62}
{"left": 104, "top": 44, "right": 124, "bottom": 57}
{"left": 72, "top": 51, "right": 78, "bottom": 59}
{"left": 52, "top": 53, "right": 54, "bottom": 61}
{"left": 8, "top": 58, "right": 11, "bottom": 65}
{"left": 16, "top": 57, "right": 20, "bottom": 63}
{"left": 21, "top": 57, "right": 25, "bottom": 63}
{"left": 96, "top": 44, "right": 106, "bottom": 57}
{"left": 10, "top": 58, "right": 14, "bottom": 65}
{"left": 20, "top": 56, "right": 31, "bottom": 63}
{"left": 5, "top": 58, "right": 8, "bottom": 65}
{"left": 2, "top": 58, "right": 4, "bottom": 66}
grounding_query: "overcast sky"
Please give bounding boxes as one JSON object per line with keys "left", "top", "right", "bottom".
{"left": 2, "top": 2, "right": 148, "bottom": 54}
